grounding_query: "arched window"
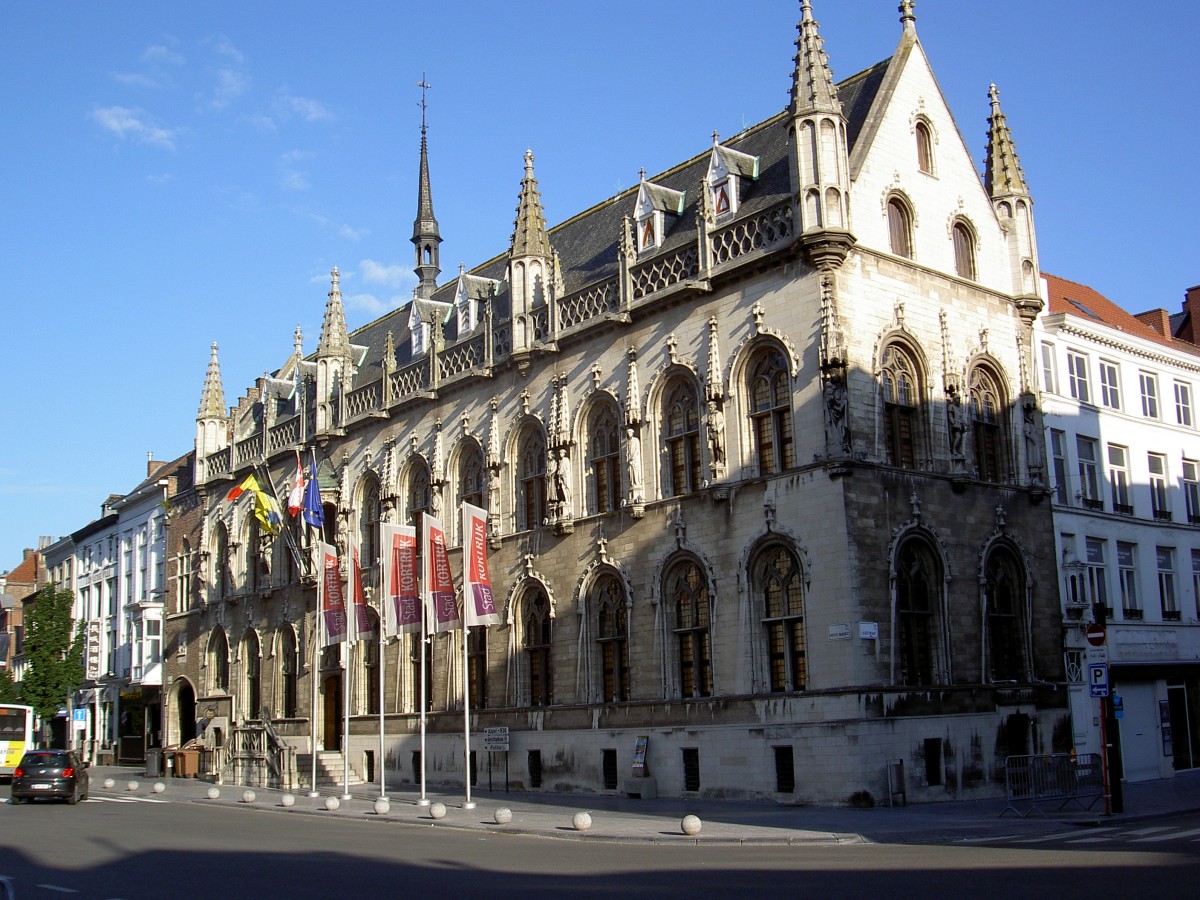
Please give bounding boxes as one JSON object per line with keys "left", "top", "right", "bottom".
{"left": 517, "top": 426, "right": 547, "bottom": 531}
{"left": 177, "top": 538, "right": 193, "bottom": 613}
{"left": 969, "top": 366, "right": 1007, "bottom": 482}
{"left": 279, "top": 627, "right": 298, "bottom": 719}
{"left": 986, "top": 547, "right": 1026, "bottom": 682}
{"left": 209, "top": 629, "right": 230, "bottom": 694}
{"left": 887, "top": 197, "right": 913, "bottom": 259}
{"left": 523, "top": 588, "right": 552, "bottom": 706}
{"left": 467, "top": 626, "right": 488, "bottom": 709}
{"left": 881, "top": 344, "right": 921, "bottom": 468}
{"left": 593, "top": 574, "right": 630, "bottom": 702}
{"left": 754, "top": 546, "right": 806, "bottom": 692}
{"left": 663, "top": 378, "right": 701, "bottom": 496}
{"left": 358, "top": 476, "right": 380, "bottom": 571}
{"left": 406, "top": 461, "right": 432, "bottom": 525}
{"left": 243, "top": 631, "right": 261, "bottom": 720}
{"left": 211, "top": 524, "right": 231, "bottom": 602}
{"left": 749, "top": 347, "right": 794, "bottom": 475}
{"left": 895, "top": 538, "right": 944, "bottom": 686}
{"left": 587, "top": 402, "right": 621, "bottom": 515}
{"left": 915, "top": 121, "right": 934, "bottom": 174}
{"left": 459, "top": 443, "right": 485, "bottom": 513}
{"left": 362, "top": 609, "right": 380, "bottom": 715}
{"left": 953, "top": 220, "right": 976, "bottom": 280}
{"left": 245, "top": 517, "right": 260, "bottom": 594}
{"left": 667, "top": 559, "right": 712, "bottom": 698}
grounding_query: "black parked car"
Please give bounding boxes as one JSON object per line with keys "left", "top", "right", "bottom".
{"left": 10, "top": 750, "right": 89, "bottom": 805}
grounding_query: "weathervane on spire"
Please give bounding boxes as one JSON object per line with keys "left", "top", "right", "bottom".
{"left": 417, "top": 74, "right": 431, "bottom": 134}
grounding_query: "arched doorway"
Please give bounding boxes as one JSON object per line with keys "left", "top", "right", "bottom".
{"left": 322, "top": 674, "right": 342, "bottom": 751}
{"left": 173, "top": 680, "right": 197, "bottom": 747}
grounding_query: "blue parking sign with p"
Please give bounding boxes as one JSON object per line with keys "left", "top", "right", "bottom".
{"left": 1089, "top": 663, "right": 1109, "bottom": 698}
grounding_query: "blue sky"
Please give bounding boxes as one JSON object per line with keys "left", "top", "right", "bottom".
{"left": 2, "top": 0, "right": 1197, "bottom": 565}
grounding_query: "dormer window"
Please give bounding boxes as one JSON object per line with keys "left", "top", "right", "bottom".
{"left": 706, "top": 141, "right": 759, "bottom": 220}
{"left": 409, "top": 300, "right": 430, "bottom": 356}
{"left": 454, "top": 270, "right": 500, "bottom": 336}
{"left": 634, "top": 174, "right": 685, "bottom": 254}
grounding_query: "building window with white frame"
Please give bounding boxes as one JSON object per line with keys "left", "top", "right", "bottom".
{"left": 1184, "top": 460, "right": 1200, "bottom": 524}
{"left": 1107, "top": 444, "right": 1132, "bottom": 514}
{"left": 1085, "top": 537, "right": 1110, "bottom": 616}
{"left": 1149, "top": 453, "right": 1171, "bottom": 521}
{"left": 886, "top": 197, "right": 913, "bottom": 259}
{"left": 1040, "top": 342, "right": 1057, "bottom": 394}
{"left": 1076, "top": 436, "right": 1102, "bottom": 509}
{"left": 952, "top": 220, "right": 976, "bottom": 281}
{"left": 1158, "top": 546, "right": 1180, "bottom": 620}
{"left": 1140, "top": 371, "right": 1160, "bottom": 418}
{"left": 1050, "top": 429, "right": 1069, "bottom": 505}
{"left": 1175, "top": 381, "right": 1194, "bottom": 427}
{"left": 1117, "top": 542, "right": 1140, "bottom": 619}
{"left": 915, "top": 120, "right": 934, "bottom": 174}
{"left": 1067, "top": 351, "right": 1090, "bottom": 403}
{"left": 1099, "top": 360, "right": 1121, "bottom": 410}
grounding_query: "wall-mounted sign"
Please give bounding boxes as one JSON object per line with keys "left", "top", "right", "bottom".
{"left": 828, "top": 624, "right": 851, "bottom": 641}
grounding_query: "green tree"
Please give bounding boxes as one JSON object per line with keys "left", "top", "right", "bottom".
{"left": 0, "top": 669, "right": 17, "bottom": 703}
{"left": 20, "top": 586, "right": 84, "bottom": 719}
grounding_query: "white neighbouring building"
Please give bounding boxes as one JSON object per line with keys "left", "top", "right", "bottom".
{"left": 1036, "top": 274, "right": 1200, "bottom": 783}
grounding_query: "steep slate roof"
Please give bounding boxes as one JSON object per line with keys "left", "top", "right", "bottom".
{"left": 1043, "top": 273, "right": 1200, "bottom": 359}
{"left": 306, "top": 57, "right": 893, "bottom": 388}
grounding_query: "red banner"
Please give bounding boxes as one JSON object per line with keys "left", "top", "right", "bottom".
{"left": 319, "top": 543, "right": 346, "bottom": 645}
{"left": 350, "top": 546, "right": 374, "bottom": 641}
{"left": 423, "top": 515, "right": 459, "bottom": 634}
{"left": 382, "top": 523, "right": 421, "bottom": 636}
{"left": 462, "top": 503, "right": 499, "bottom": 626}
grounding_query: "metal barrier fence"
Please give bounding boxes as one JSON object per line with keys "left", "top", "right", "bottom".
{"left": 1001, "top": 753, "right": 1104, "bottom": 818}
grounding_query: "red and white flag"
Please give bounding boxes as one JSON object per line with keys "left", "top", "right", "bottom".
{"left": 381, "top": 523, "right": 421, "bottom": 637}
{"left": 422, "top": 514, "right": 459, "bottom": 634}
{"left": 318, "top": 542, "right": 347, "bottom": 645}
{"left": 350, "top": 545, "right": 374, "bottom": 642}
{"left": 462, "top": 503, "right": 500, "bottom": 627}
{"left": 287, "top": 451, "right": 304, "bottom": 517}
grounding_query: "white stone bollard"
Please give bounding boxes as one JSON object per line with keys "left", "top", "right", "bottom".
{"left": 281, "top": 793, "right": 296, "bottom": 808}
{"left": 324, "top": 796, "right": 340, "bottom": 811}
{"left": 374, "top": 798, "right": 390, "bottom": 816}
{"left": 153, "top": 782, "right": 166, "bottom": 794}
{"left": 573, "top": 811, "right": 592, "bottom": 832}
{"left": 681, "top": 814, "right": 702, "bottom": 836}
{"left": 494, "top": 807, "right": 512, "bottom": 825}
{"left": 103, "top": 778, "right": 115, "bottom": 789}
{"left": 126, "top": 780, "right": 139, "bottom": 792}
{"left": 242, "top": 790, "right": 256, "bottom": 804}
{"left": 429, "top": 801, "right": 447, "bottom": 819}
{"left": 206, "top": 787, "right": 221, "bottom": 800}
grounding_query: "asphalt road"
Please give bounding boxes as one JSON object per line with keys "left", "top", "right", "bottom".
{"left": 2, "top": 796, "right": 1199, "bottom": 899}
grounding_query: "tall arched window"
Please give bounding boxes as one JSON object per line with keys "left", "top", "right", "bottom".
{"left": 362, "top": 609, "right": 380, "bottom": 715}
{"left": 895, "top": 538, "right": 944, "bottom": 686}
{"left": 177, "top": 538, "right": 193, "bottom": 613}
{"left": 915, "top": 121, "right": 934, "bottom": 174}
{"left": 459, "top": 443, "right": 485, "bottom": 512}
{"left": 517, "top": 427, "right": 547, "bottom": 531}
{"left": 663, "top": 378, "right": 701, "bottom": 496}
{"left": 523, "top": 588, "right": 552, "bottom": 706}
{"left": 587, "top": 402, "right": 621, "bottom": 515}
{"left": 279, "top": 627, "right": 298, "bottom": 718}
{"left": 969, "top": 366, "right": 1006, "bottom": 482}
{"left": 358, "top": 476, "right": 380, "bottom": 570}
{"left": 986, "top": 547, "right": 1026, "bottom": 682}
{"left": 209, "top": 629, "right": 230, "bottom": 694}
{"left": 243, "top": 631, "right": 261, "bottom": 720}
{"left": 467, "top": 626, "right": 488, "bottom": 709}
{"left": 245, "top": 518, "right": 260, "bottom": 594}
{"left": 406, "top": 461, "right": 432, "bottom": 525}
{"left": 881, "top": 344, "right": 921, "bottom": 468}
{"left": 755, "top": 546, "right": 806, "bottom": 692}
{"left": 594, "top": 574, "right": 630, "bottom": 702}
{"left": 952, "top": 220, "right": 976, "bottom": 280}
{"left": 667, "top": 560, "right": 712, "bottom": 698}
{"left": 749, "top": 347, "right": 794, "bottom": 475}
{"left": 887, "top": 197, "right": 913, "bottom": 259}
{"left": 211, "top": 524, "right": 231, "bottom": 602}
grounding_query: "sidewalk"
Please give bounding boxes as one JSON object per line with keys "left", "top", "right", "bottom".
{"left": 81, "top": 766, "right": 1200, "bottom": 846}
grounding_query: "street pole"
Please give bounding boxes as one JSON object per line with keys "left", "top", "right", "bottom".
{"left": 1094, "top": 602, "right": 1123, "bottom": 814}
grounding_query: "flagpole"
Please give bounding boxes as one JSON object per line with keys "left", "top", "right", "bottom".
{"left": 341, "top": 630, "right": 351, "bottom": 801}
{"left": 462, "top": 621, "right": 475, "bottom": 809}
{"left": 417, "top": 512, "right": 429, "bottom": 807}
{"left": 308, "top": 533, "right": 320, "bottom": 798}
{"left": 378, "top": 630, "right": 386, "bottom": 800}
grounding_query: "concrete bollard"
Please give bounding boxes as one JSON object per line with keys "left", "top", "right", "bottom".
{"left": 242, "top": 790, "right": 256, "bottom": 804}
{"left": 573, "top": 811, "right": 593, "bottom": 832}
{"left": 207, "top": 787, "right": 221, "bottom": 800}
{"left": 374, "top": 798, "right": 390, "bottom": 815}
{"left": 324, "top": 796, "right": 340, "bottom": 811}
{"left": 281, "top": 793, "right": 296, "bottom": 808}
{"left": 429, "top": 801, "right": 447, "bottom": 819}
{"left": 681, "top": 814, "right": 702, "bottom": 836}
{"left": 103, "top": 778, "right": 115, "bottom": 789}
{"left": 494, "top": 807, "right": 512, "bottom": 825}
{"left": 126, "top": 780, "right": 139, "bottom": 792}
{"left": 153, "top": 782, "right": 166, "bottom": 794}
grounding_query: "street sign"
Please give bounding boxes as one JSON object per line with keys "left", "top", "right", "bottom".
{"left": 1089, "top": 663, "right": 1110, "bottom": 697}
{"left": 483, "top": 726, "right": 509, "bottom": 752}
{"left": 1086, "top": 624, "right": 1106, "bottom": 647}
{"left": 1086, "top": 645, "right": 1109, "bottom": 664}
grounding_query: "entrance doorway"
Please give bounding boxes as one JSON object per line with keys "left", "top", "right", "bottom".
{"left": 1168, "top": 677, "right": 1200, "bottom": 771}
{"left": 323, "top": 674, "right": 342, "bottom": 751}
{"left": 173, "top": 681, "right": 197, "bottom": 747}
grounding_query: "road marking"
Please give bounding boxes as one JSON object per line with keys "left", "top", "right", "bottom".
{"left": 1064, "top": 837, "right": 1115, "bottom": 844}
{"left": 87, "top": 796, "right": 169, "bottom": 804}
{"left": 37, "top": 885, "right": 78, "bottom": 893}
{"left": 1123, "top": 826, "right": 1172, "bottom": 835}
{"left": 1130, "top": 828, "right": 1200, "bottom": 843}
{"left": 1013, "top": 828, "right": 1117, "bottom": 843}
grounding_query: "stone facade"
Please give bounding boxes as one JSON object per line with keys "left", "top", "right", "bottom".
{"left": 166, "top": 2, "right": 1068, "bottom": 805}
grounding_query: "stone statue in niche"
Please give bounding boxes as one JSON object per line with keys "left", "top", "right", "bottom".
{"left": 823, "top": 373, "right": 851, "bottom": 454}
{"left": 625, "top": 427, "right": 644, "bottom": 506}
{"left": 947, "top": 391, "right": 967, "bottom": 460}
{"left": 707, "top": 401, "right": 726, "bottom": 471}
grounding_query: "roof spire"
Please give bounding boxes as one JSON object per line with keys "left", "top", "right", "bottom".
{"left": 197, "top": 341, "right": 225, "bottom": 418}
{"left": 317, "top": 267, "right": 352, "bottom": 358}
{"left": 791, "top": 1, "right": 842, "bottom": 117}
{"left": 899, "top": 0, "right": 916, "bottom": 33}
{"left": 510, "top": 148, "right": 552, "bottom": 259}
{"left": 984, "top": 84, "right": 1029, "bottom": 198}
{"left": 411, "top": 74, "right": 442, "bottom": 299}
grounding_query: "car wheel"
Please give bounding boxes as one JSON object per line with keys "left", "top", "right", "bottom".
{"left": 67, "top": 788, "right": 78, "bottom": 806}
{"left": 10, "top": 796, "right": 21, "bottom": 806}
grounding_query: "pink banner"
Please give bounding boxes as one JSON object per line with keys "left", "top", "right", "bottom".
{"left": 382, "top": 523, "right": 421, "bottom": 636}
{"left": 319, "top": 543, "right": 346, "bottom": 645}
{"left": 462, "top": 503, "right": 500, "bottom": 627}
{"left": 423, "top": 514, "right": 459, "bottom": 634}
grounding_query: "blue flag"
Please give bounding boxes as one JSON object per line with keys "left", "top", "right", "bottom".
{"left": 302, "top": 463, "right": 324, "bottom": 528}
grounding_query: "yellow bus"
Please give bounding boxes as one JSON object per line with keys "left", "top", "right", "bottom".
{"left": 0, "top": 704, "right": 35, "bottom": 780}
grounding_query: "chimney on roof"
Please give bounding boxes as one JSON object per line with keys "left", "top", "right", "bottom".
{"left": 1179, "top": 285, "right": 1200, "bottom": 346}
{"left": 1134, "top": 308, "right": 1172, "bottom": 338}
